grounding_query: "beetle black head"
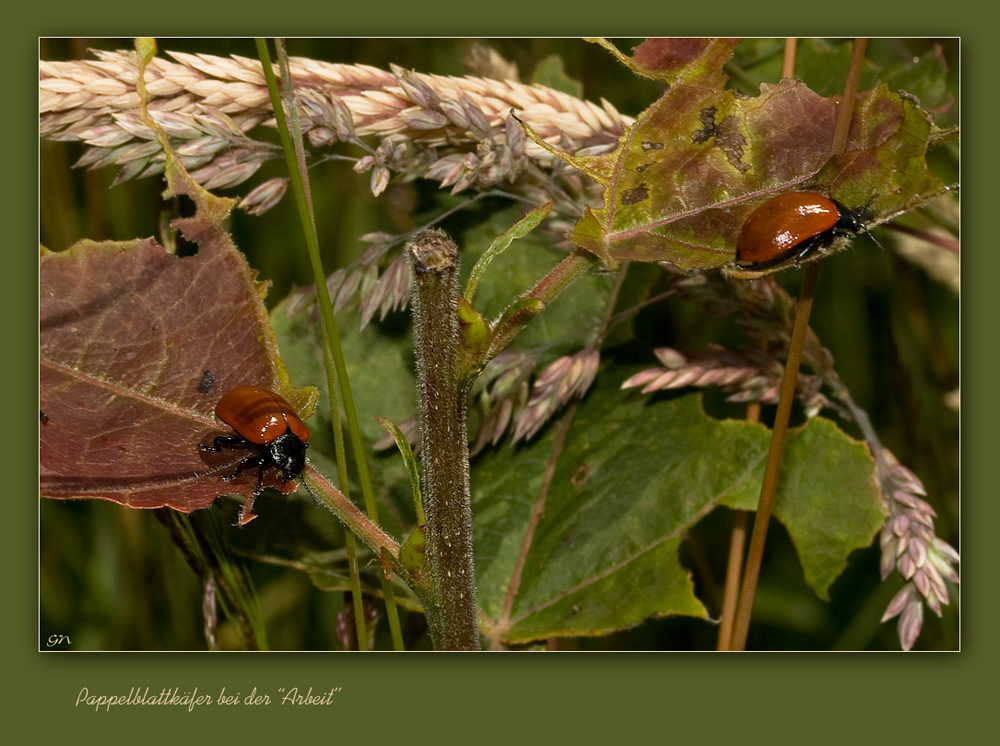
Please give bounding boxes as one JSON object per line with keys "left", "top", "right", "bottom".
{"left": 268, "top": 431, "right": 308, "bottom": 481}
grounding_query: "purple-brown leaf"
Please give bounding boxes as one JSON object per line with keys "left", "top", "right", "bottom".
{"left": 41, "top": 51, "right": 316, "bottom": 515}
{"left": 40, "top": 230, "right": 314, "bottom": 512}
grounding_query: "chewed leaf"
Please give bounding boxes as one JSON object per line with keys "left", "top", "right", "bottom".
{"left": 40, "top": 47, "right": 316, "bottom": 515}
{"left": 40, "top": 234, "right": 315, "bottom": 511}
{"left": 475, "top": 373, "right": 882, "bottom": 645}
{"left": 532, "top": 41, "right": 949, "bottom": 272}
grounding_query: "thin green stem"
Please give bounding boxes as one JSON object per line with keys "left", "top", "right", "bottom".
{"left": 257, "top": 39, "right": 403, "bottom": 650}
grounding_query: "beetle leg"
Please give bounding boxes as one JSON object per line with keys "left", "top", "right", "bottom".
{"left": 201, "top": 435, "right": 248, "bottom": 453}
{"left": 221, "top": 455, "right": 265, "bottom": 482}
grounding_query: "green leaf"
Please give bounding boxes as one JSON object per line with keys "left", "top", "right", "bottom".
{"left": 530, "top": 55, "right": 583, "bottom": 98}
{"left": 464, "top": 201, "right": 552, "bottom": 303}
{"left": 462, "top": 207, "right": 613, "bottom": 355}
{"left": 376, "top": 416, "right": 424, "bottom": 525}
{"left": 399, "top": 525, "right": 427, "bottom": 578}
{"left": 473, "top": 372, "right": 882, "bottom": 645}
{"left": 724, "top": 417, "right": 885, "bottom": 599}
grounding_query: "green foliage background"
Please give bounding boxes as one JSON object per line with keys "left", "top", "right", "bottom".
{"left": 39, "top": 38, "right": 958, "bottom": 650}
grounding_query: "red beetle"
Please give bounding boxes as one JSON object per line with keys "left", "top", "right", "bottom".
{"left": 736, "top": 192, "right": 867, "bottom": 270}
{"left": 201, "top": 385, "right": 310, "bottom": 489}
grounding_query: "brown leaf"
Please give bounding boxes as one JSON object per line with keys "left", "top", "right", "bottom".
{"left": 40, "top": 213, "right": 317, "bottom": 518}
{"left": 590, "top": 37, "right": 740, "bottom": 88}
{"left": 630, "top": 38, "right": 738, "bottom": 83}
{"left": 41, "top": 46, "right": 317, "bottom": 517}
{"left": 40, "top": 228, "right": 315, "bottom": 513}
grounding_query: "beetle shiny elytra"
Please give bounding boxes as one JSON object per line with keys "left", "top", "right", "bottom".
{"left": 201, "top": 385, "right": 309, "bottom": 489}
{"left": 736, "top": 192, "right": 866, "bottom": 271}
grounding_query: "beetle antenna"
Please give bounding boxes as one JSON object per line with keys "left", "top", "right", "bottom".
{"left": 862, "top": 225, "right": 888, "bottom": 253}
{"left": 857, "top": 193, "right": 887, "bottom": 253}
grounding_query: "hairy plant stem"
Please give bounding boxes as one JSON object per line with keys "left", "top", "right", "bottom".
{"left": 408, "top": 230, "right": 481, "bottom": 650}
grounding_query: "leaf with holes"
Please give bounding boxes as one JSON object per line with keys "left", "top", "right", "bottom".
{"left": 40, "top": 80, "right": 316, "bottom": 517}
{"left": 534, "top": 39, "right": 950, "bottom": 272}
